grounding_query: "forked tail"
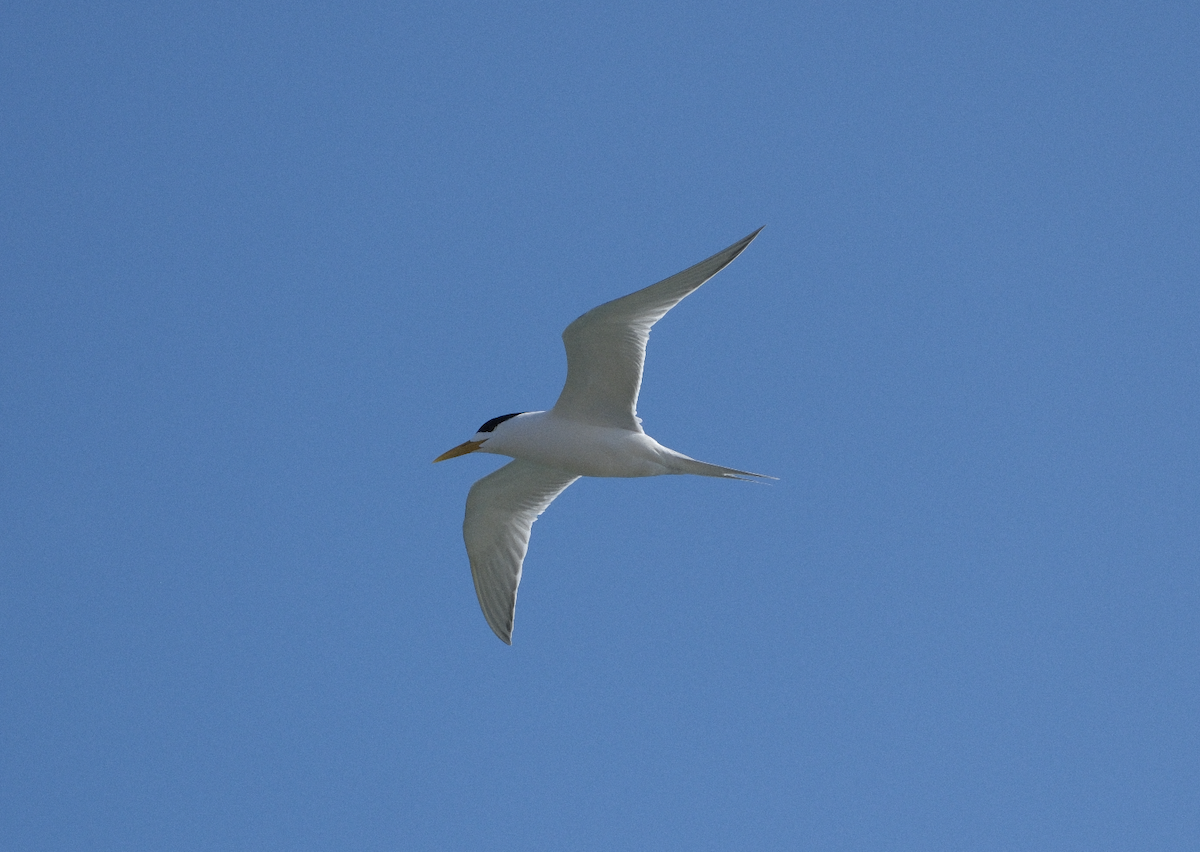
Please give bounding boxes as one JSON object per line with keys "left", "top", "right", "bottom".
{"left": 666, "top": 454, "right": 776, "bottom": 481}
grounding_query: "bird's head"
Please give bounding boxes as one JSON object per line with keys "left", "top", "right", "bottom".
{"left": 433, "top": 412, "right": 525, "bottom": 462}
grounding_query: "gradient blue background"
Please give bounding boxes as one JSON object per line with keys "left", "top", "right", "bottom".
{"left": 3, "top": 2, "right": 1198, "bottom": 849}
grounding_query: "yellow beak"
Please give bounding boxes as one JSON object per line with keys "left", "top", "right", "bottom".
{"left": 433, "top": 439, "right": 485, "bottom": 462}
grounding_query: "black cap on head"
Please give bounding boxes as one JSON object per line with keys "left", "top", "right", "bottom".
{"left": 477, "top": 412, "right": 523, "bottom": 433}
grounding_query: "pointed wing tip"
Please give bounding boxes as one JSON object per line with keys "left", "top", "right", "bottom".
{"left": 479, "top": 602, "right": 515, "bottom": 644}
{"left": 740, "top": 226, "right": 765, "bottom": 245}
{"left": 489, "top": 621, "right": 513, "bottom": 644}
{"left": 725, "top": 226, "right": 765, "bottom": 260}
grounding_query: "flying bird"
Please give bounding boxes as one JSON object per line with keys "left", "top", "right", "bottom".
{"left": 435, "top": 228, "right": 772, "bottom": 643}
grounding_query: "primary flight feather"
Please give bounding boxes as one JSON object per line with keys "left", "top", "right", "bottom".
{"left": 436, "top": 228, "right": 772, "bottom": 643}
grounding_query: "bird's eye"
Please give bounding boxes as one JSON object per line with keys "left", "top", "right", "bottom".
{"left": 477, "top": 412, "right": 523, "bottom": 433}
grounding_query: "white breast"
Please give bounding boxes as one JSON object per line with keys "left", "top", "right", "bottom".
{"left": 479, "top": 411, "right": 673, "bottom": 478}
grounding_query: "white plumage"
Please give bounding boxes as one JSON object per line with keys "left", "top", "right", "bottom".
{"left": 436, "top": 229, "right": 771, "bottom": 643}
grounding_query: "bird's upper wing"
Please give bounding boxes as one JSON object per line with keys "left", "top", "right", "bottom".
{"left": 463, "top": 459, "right": 580, "bottom": 644}
{"left": 551, "top": 228, "right": 763, "bottom": 431}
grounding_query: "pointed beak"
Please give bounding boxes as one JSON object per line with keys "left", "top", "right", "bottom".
{"left": 433, "top": 439, "right": 485, "bottom": 463}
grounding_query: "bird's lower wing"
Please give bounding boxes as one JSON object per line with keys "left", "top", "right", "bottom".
{"left": 552, "top": 228, "right": 763, "bottom": 431}
{"left": 463, "top": 460, "right": 581, "bottom": 644}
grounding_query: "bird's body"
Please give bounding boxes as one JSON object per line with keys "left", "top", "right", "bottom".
{"left": 436, "top": 229, "right": 771, "bottom": 643}
{"left": 471, "top": 411, "right": 712, "bottom": 478}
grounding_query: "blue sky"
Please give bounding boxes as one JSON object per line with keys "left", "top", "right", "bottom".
{"left": 3, "top": 2, "right": 1198, "bottom": 849}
